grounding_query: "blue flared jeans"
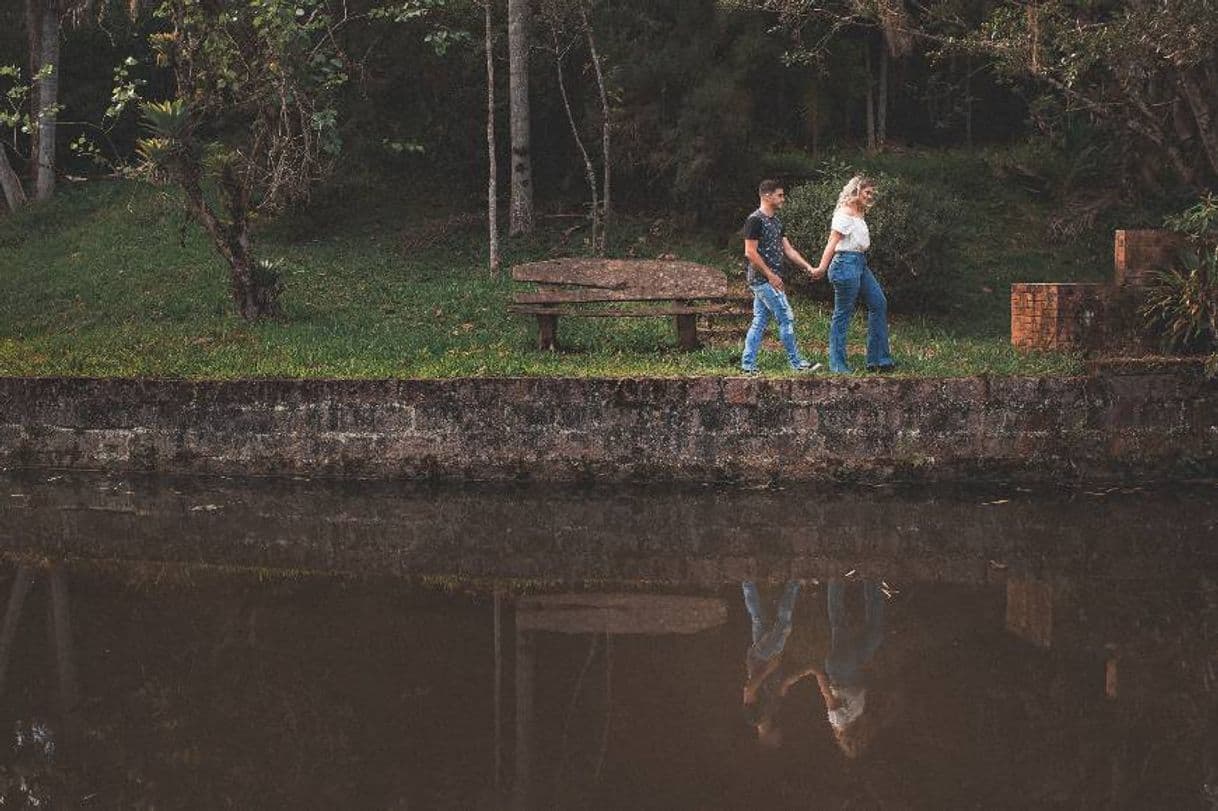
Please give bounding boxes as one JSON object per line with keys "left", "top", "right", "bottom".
{"left": 825, "top": 579, "right": 886, "bottom": 687}
{"left": 741, "top": 282, "right": 807, "bottom": 371}
{"left": 827, "top": 252, "right": 893, "bottom": 373}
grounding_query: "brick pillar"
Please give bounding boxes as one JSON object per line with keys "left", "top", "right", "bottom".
{"left": 1011, "top": 283, "right": 1106, "bottom": 350}
{"left": 1114, "top": 229, "right": 1184, "bottom": 287}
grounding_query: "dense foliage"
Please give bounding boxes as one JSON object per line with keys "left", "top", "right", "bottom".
{"left": 1142, "top": 196, "right": 1218, "bottom": 354}
{"left": 782, "top": 164, "right": 965, "bottom": 310}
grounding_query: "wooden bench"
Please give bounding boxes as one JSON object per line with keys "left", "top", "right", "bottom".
{"left": 509, "top": 258, "right": 752, "bottom": 351}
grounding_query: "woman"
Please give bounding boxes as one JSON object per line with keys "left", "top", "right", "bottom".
{"left": 783, "top": 578, "right": 888, "bottom": 759}
{"left": 810, "top": 175, "right": 896, "bottom": 374}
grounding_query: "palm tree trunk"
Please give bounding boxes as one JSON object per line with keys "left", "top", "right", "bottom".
{"left": 507, "top": 0, "right": 534, "bottom": 236}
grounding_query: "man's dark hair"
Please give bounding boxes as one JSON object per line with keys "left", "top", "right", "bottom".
{"left": 758, "top": 179, "right": 783, "bottom": 197}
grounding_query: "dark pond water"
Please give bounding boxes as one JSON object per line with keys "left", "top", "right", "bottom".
{"left": 1, "top": 471, "right": 1217, "bottom": 809}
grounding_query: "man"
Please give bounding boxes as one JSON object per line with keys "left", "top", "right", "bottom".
{"left": 740, "top": 180, "right": 821, "bottom": 374}
{"left": 741, "top": 580, "right": 802, "bottom": 747}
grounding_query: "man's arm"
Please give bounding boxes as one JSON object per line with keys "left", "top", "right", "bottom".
{"left": 744, "top": 238, "right": 785, "bottom": 293}
{"left": 782, "top": 237, "right": 815, "bottom": 276}
{"left": 743, "top": 654, "right": 783, "bottom": 702}
{"left": 779, "top": 663, "right": 820, "bottom": 695}
{"left": 810, "top": 230, "right": 844, "bottom": 279}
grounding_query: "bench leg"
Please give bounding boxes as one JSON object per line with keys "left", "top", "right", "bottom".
{"left": 537, "top": 314, "right": 558, "bottom": 351}
{"left": 675, "top": 314, "right": 699, "bottom": 350}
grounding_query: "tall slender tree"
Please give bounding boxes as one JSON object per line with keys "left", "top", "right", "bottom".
{"left": 580, "top": 5, "right": 610, "bottom": 254}
{"left": 485, "top": 0, "right": 500, "bottom": 275}
{"left": 507, "top": 0, "right": 534, "bottom": 236}
{"left": 25, "top": 0, "right": 60, "bottom": 200}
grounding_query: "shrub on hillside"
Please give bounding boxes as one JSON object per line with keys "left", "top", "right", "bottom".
{"left": 781, "top": 165, "right": 965, "bottom": 311}
{"left": 1141, "top": 195, "right": 1218, "bottom": 356}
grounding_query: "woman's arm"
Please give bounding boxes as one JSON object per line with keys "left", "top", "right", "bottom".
{"left": 811, "top": 231, "right": 844, "bottom": 279}
{"left": 814, "top": 670, "right": 843, "bottom": 709}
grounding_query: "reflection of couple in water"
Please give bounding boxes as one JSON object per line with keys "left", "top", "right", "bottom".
{"left": 742, "top": 579, "right": 886, "bottom": 757}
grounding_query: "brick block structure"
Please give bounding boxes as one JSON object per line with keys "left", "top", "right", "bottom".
{"left": 1114, "top": 229, "right": 1185, "bottom": 287}
{"left": 1010, "top": 283, "right": 1105, "bottom": 350}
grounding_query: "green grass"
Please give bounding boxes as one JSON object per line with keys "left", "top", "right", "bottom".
{"left": 0, "top": 152, "right": 1104, "bottom": 379}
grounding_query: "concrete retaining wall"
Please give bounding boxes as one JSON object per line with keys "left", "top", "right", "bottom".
{"left": 0, "top": 366, "right": 1215, "bottom": 482}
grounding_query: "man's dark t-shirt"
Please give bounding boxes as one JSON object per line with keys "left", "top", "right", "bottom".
{"left": 743, "top": 209, "right": 784, "bottom": 286}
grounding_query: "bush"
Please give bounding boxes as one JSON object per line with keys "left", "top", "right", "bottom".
{"left": 781, "top": 163, "right": 965, "bottom": 311}
{"left": 1140, "top": 195, "right": 1218, "bottom": 354}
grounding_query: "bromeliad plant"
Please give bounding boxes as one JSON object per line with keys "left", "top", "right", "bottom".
{"left": 1141, "top": 195, "right": 1218, "bottom": 356}
{"left": 136, "top": 0, "right": 348, "bottom": 320}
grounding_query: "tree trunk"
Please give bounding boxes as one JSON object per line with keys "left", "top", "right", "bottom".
{"left": 25, "top": 0, "right": 41, "bottom": 191}
{"left": 864, "top": 41, "right": 876, "bottom": 151}
{"left": 507, "top": 0, "right": 534, "bottom": 236}
{"left": 181, "top": 168, "right": 280, "bottom": 320}
{"left": 485, "top": 0, "right": 500, "bottom": 276}
{"left": 1180, "top": 67, "right": 1218, "bottom": 180}
{"left": 878, "top": 37, "right": 888, "bottom": 149}
{"left": 0, "top": 143, "right": 27, "bottom": 211}
{"left": 35, "top": 0, "right": 59, "bottom": 201}
{"left": 581, "top": 6, "right": 610, "bottom": 255}
{"left": 555, "top": 45, "right": 599, "bottom": 251}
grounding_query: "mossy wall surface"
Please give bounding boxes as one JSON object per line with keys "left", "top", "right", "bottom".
{"left": 0, "top": 368, "right": 1214, "bottom": 483}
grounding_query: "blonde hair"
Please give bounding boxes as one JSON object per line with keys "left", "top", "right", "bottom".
{"left": 835, "top": 174, "right": 876, "bottom": 213}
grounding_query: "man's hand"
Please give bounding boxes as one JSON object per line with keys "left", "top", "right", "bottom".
{"left": 768, "top": 274, "right": 785, "bottom": 293}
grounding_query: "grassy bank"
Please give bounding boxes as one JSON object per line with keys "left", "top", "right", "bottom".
{"left": 0, "top": 151, "right": 1117, "bottom": 379}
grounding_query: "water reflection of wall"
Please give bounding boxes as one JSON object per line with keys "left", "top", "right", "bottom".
{"left": 2, "top": 472, "right": 1215, "bottom": 589}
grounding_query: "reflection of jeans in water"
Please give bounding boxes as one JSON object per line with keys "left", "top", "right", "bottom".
{"left": 743, "top": 581, "right": 801, "bottom": 661}
{"left": 825, "top": 580, "right": 885, "bottom": 687}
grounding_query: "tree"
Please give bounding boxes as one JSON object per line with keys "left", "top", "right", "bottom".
{"left": 963, "top": 0, "right": 1218, "bottom": 187}
{"left": 28, "top": 0, "right": 60, "bottom": 200}
{"left": 136, "top": 0, "right": 348, "bottom": 319}
{"left": 763, "top": 0, "right": 912, "bottom": 151}
{"left": 507, "top": 0, "right": 533, "bottom": 235}
{"left": 540, "top": 0, "right": 599, "bottom": 251}
{"left": 0, "top": 66, "right": 35, "bottom": 211}
{"left": 484, "top": 0, "right": 500, "bottom": 275}
{"left": 580, "top": 4, "right": 610, "bottom": 253}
